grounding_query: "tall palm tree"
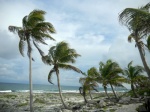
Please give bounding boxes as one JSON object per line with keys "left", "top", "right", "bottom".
{"left": 8, "top": 9, "right": 56, "bottom": 112}
{"left": 79, "top": 67, "right": 99, "bottom": 102}
{"left": 42, "top": 41, "right": 82, "bottom": 109}
{"left": 124, "top": 61, "right": 145, "bottom": 97}
{"left": 119, "top": 2, "right": 150, "bottom": 79}
{"left": 98, "top": 59, "right": 125, "bottom": 100}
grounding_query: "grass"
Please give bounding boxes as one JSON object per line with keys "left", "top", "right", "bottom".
{"left": 34, "top": 98, "right": 45, "bottom": 104}
{"left": 109, "top": 108, "right": 116, "bottom": 112}
{"left": 17, "top": 102, "right": 28, "bottom": 107}
{"left": 2, "top": 94, "right": 17, "bottom": 98}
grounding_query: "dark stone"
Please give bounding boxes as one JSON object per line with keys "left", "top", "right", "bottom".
{"left": 72, "top": 105, "right": 81, "bottom": 110}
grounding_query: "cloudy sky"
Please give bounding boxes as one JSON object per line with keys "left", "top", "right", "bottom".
{"left": 0, "top": 0, "right": 150, "bottom": 87}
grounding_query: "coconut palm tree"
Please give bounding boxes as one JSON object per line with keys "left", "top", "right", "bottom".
{"left": 79, "top": 67, "right": 99, "bottom": 102}
{"left": 42, "top": 41, "right": 82, "bottom": 109}
{"left": 119, "top": 2, "right": 150, "bottom": 79}
{"left": 124, "top": 61, "right": 145, "bottom": 97}
{"left": 8, "top": 9, "right": 56, "bottom": 112}
{"left": 98, "top": 59, "right": 125, "bottom": 100}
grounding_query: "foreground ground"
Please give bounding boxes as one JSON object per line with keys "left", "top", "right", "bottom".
{"left": 0, "top": 92, "right": 144, "bottom": 112}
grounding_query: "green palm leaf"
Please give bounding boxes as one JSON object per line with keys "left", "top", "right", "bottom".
{"left": 48, "top": 68, "right": 55, "bottom": 84}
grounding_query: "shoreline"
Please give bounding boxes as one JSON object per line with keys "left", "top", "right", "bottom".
{"left": 0, "top": 92, "right": 143, "bottom": 112}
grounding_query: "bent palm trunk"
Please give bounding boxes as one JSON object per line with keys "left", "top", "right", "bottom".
{"left": 104, "top": 86, "right": 110, "bottom": 99}
{"left": 110, "top": 84, "right": 118, "bottom": 100}
{"left": 29, "top": 52, "right": 33, "bottom": 112}
{"left": 56, "top": 71, "right": 68, "bottom": 109}
{"left": 131, "top": 83, "right": 138, "bottom": 98}
{"left": 136, "top": 37, "right": 150, "bottom": 79}
{"left": 89, "top": 90, "right": 93, "bottom": 100}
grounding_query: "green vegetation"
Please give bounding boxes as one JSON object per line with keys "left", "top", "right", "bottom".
{"left": 9, "top": 9, "right": 56, "bottom": 112}
{"left": 3, "top": 94, "right": 17, "bottom": 98}
{"left": 119, "top": 2, "right": 150, "bottom": 79}
{"left": 123, "top": 61, "right": 146, "bottom": 97}
{"left": 34, "top": 98, "right": 45, "bottom": 104}
{"left": 7, "top": 2, "right": 150, "bottom": 111}
{"left": 17, "top": 102, "right": 28, "bottom": 107}
{"left": 42, "top": 41, "right": 82, "bottom": 109}
{"left": 79, "top": 67, "right": 99, "bottom": 102}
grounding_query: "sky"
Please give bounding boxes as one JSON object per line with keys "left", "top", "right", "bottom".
{"left": 0, "top": 0, "right": 150, "bottom": 87}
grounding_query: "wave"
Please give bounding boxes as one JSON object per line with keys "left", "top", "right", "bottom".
{"left": 0, "top": 90, "right": 12, "bottom": 93}
{"left": 0, "top": 89, "right": 128, "bottom": 93}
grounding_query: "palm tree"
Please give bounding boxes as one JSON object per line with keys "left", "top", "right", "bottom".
{"left": 79, "top": 67, "right": 99, "bottom": 102}
{"left": 8, "top": 9, "right": 56, "bottom": 112}
{"left": 124, "top": 61, "right": 145, "bottom": 97}
{"left": 98, "top": 59, "right": 125, "bottom": 100}
{"left": 42, "top": 41, "right": 82, "bottom": 109}
{"left": 119, "top": 2, "right": 150, "bottom": 79}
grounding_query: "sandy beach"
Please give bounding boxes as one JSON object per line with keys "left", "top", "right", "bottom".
{"left": 0, "top": 92, "right": 143, "bottom": 112}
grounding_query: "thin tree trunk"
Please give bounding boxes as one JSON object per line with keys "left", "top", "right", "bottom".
{"left": 29, "top": 52, "right": 33, "bottom": 112}
{"left": 136, "top": 37, "right": 150, "bottom": 79}
{"left": 83, "top": 91, "right": 88, "bottom": 103}
{"left": 89, "top": 90, "right": 93, "bottom": 100}
{"left": 131, "top": 82, "right": 138, "bottom": 98}
{"left": 56, "top": 71, "right": 68, "bottom": 109}
{"left": 110, "top": 84, "right": 118, "bottom": 100}
{"left": 104, "top": 86, "right": 110, "bottom": 99}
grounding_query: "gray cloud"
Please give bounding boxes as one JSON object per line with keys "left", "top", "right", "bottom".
{"left": 0, "top": 30, "right": 20, "bottom": 59}
{"left": 0, "top": 0, "right": 149, "bottom": 86}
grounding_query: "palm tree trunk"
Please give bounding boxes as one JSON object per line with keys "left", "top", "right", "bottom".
{"left": 29, "top": 52, "right": 33, "bottom": 112}
{"left": 83, "top": 91, "right": 88, "bottom": 103}
{"left": 131, "top": 82, "right": 138, "bottom": 98}
{"left": 110, "top": 84, "right": 118, "bottom": 100}
{"left": 89, "top": 90, "right": 93, "bottom": 100}
{"left": 136, "top": 38, "right": 150, "bottom": 79}
{"left": 56, "top": 70, "right": 68, "bottom": 109}
{"left": 104, "top": 86, "right": 110, "bottom": 99}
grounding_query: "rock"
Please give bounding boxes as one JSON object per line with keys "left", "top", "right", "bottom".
{"left": 131, "top": 98, "right": 140, "bottom": 103}
{"left": 99, "top": 100, "right": 106, "bottom": 107}
{"left": 118, "top": 97, "right": 131, "bottom": 104}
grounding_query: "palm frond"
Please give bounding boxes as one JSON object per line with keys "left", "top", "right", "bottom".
{"left": 19, "top": 39, "right": 25, "bottom": 56}
{"left": 22, "top": 16, "right": 28, "bottom": 29}
{"left": 128, "top": 33, "right": 135, "bottom": 42}
{"left": 119, "top": 4, "right": 150, "bottom": 36}
{"left": 31, "top": 27, "right": 55, "bottom": 41}
{"left": 8, "top": 26, "right": 22, "bottom": 33}
{"left": 48, "top": 68, "right": 55, "bottom": 84}
{"left": 79, "top": 77, "right": 86, "bottom": 85}
{"left": 42, "top": 55, "right": 53, "bottom": 65}
{"left": 35, "top": 22, "right": 56, "bottom": 33}
{"left": 33, "top": 41, "right": 44, "bottom": 56}
{"left": 147, "top": 35, "right": 150, "bottom": 51}
{"left": 27, "top": 9, "right": 46, "bottom": 27}
{"left": 26, "top": 38, "right": 32, "bottom": 60}
{"left": 58, "top": 63, "right": 82, "bottom": 73}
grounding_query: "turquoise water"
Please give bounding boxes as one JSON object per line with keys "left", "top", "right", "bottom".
{"left": 0, "top": 82, "right": 128, "bottom": 93}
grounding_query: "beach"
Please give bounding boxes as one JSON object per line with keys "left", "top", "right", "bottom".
{"left": 0, "top": 92, "right": 143, "bottom": 112}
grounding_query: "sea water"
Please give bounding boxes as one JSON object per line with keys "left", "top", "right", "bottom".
{"left": 0, "top": 82, "right": 128, "bottom": 93}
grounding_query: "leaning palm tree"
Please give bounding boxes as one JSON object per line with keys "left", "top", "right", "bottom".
{"left": 98, "top": 59, "right": 126, "bottom": 100}
{"left": 8, "top": 9, "right": 56, "bottom": 112}
{"left": 79, "top": 67, "right": 99, "bottom": 102}
{"left": 124, "top": 61, "right": 145, "bottom": 97}
{"left": 42, "top": 41, "right": 82, "bottom": 109}
{"left": 119, "top": 2, "right": 150, "bottom": 79}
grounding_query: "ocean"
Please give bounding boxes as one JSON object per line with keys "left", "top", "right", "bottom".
{"left": 0, "top": 82, "right": 128, "bottom": 93}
